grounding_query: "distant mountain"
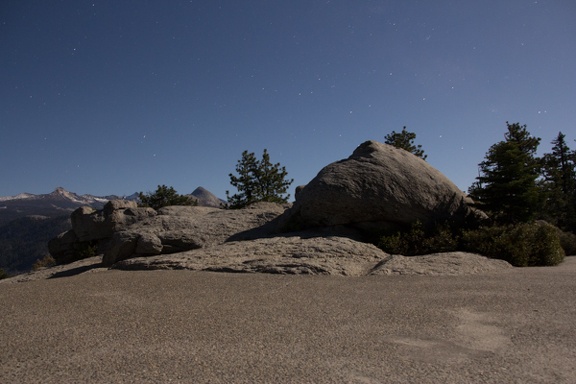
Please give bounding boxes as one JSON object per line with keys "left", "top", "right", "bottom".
{"left": 0, "top": 187, "right": 135, "bottom": 227}
{"left": 189, "top": 187, "right": 226, "bottom": 208}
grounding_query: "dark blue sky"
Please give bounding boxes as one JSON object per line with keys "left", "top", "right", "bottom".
{"left": 2, "top": 1, "right": 575, "bottom": 198}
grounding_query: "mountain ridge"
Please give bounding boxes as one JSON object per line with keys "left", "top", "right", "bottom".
{"left": 0, "top": 187, "right": 135, "bottom": 205}
{"left": 0, "top": 186, "right": 224, "bottom": 206}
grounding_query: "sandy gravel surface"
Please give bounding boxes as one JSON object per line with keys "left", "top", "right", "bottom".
{"left": 2, "top": 257, "right": 576, "bottom": 383}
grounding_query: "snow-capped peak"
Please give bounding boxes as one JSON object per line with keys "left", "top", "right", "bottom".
{"left": 0, "top": 193, "right": 35, "bottom": 202}
{"left": 0, "top": 187, "right": 113, "bottom": 206}
{"left": 47, "top": 187, "right": 85, "bottom": 203}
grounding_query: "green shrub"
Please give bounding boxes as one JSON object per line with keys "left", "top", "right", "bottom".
{"left": 422, "top": 224, "right": 459, "bottom": 254}
{"left": 75, "top": 242, "right": 97, "bottom": 260}
{"left": 530, "top": 223, "right": 565, "bottom": 266}
{"left": 558, "top": 230, "right": 576, "bottom": 256}
{"left": 459, "top": 225, "right": 503, "bottom": 258}
{"left": 378, "top": 232, "right": 407, "bottom": 255}
{"left": 378, "top": 220, "right": 565, "bottom": 267}
{"left": 462, "top": 222, "right": 564, "bottom": 267}
{"left": 139, "top": 185, "right": 197, "bottom": 210}
{"left": 378, "top": 221, "right": 458, "bottom": 256}
{"left": 0, "top": 268, "right": 9, "bottom": 280}
{"left": 32, "top": 255, "right": 56, "bottom": 271}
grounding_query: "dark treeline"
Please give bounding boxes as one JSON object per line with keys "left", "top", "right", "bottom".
{"left": 381, "top": 123, "right": 576, "bottom": 266}
{"left": 469, "top": 122, "right": 576, "bottom": 233}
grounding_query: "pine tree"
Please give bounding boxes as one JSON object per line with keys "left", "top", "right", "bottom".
{"left": 539, "top": 132, "right": 576, "bottom": 231}
{"left": 138, "top": 185, "right": 197, "bottom": 210}
{"left": 226, "top": 149, "right": 294, "bottom": 209}
{"left": 384, "top": 126, "right": 427, "bottom": 160}
{"left": 469, "top": 122, "right": 541, "bottom": 224}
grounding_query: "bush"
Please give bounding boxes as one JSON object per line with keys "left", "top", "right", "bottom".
{"left": 378, "top": 221, "right": 458, "bottom": 256}
{"left": 531, "top": 223, "right": 565, "bottom": 266}
{"left": 459, "top": 225, "right": 506, "bottom": 259}
{"left": 139, "top": 185, "right": 197, "bottom": 210}
{"left": 0, "top": 268, "right": 9, "bottom": 280}
{"left": 32, "top": 255, "right": 56, "bottom": 271}
{"left": 75, "top": 242, "right": 97, "bottom": 260}
{"left": 558, "top": 230, "right": 576, "bottom": 256}
{"left": 378, "top": 220, "right": 565, "bottom": 267}
{"left": 462, "top": 222, "right": 564, "bottom": 267}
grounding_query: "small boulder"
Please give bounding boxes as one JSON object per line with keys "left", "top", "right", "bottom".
{"left": 104, "top": 200, "right": 156, "bottom": 233}
{"left": 48, "top": 230, "right": 79, "bottom": 264}
{"left": 103, "top": 199, "right": 138, "bottom": 215}
{"left": 135, "top": 233, "right": 163, "bottom": 255}
{"left": 102, "top": 232, "right": 140, "bottom": 266}
{"left": 71, "top": 206, "right": 106, "bottom": 242}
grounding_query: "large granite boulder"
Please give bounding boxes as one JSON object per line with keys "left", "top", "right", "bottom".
{"left": 283, "top": 140, "right": 480, "bottom": 233}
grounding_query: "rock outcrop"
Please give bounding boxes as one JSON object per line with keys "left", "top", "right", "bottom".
{"left": 111, "top": 235, "right": 387, "bottom": 276}
{"left": 49, "top": 199, "right": 288, "bottom": 267}
{"left": 369, "top": 252, "right": 512, "bottom": 276}
{"left": 101, "top": 203, "right": 286, "bottom": 266}
{"left": 70, "top": 200, "right": 156, "bottom": 242}
{"left": 49, "top": 200, "right": 156, "bottom": 264}
{"left": 282, "top": 140, "right": 480, "bottom": 233}
{"left": 44, "top": 140, "right": 498, "bottom": 277}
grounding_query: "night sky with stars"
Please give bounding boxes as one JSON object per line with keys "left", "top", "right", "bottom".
{"left": 2, "top": 1, "right": 575, "bottom": 199}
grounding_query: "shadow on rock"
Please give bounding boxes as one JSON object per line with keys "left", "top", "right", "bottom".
{"left": 225, "top": 212, "right": 369, "bottom": 243}
{"left": 48, "top": 263, "right": 103, "bottom": 279}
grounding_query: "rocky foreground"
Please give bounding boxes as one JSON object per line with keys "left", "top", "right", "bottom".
{"left": 2, "top": 250, "right": 514, "bottom": 283}
{"left": 1, "top": 258, "right": 575, "bottom": 383}
{"left": 8, "top": 199, "right": 511, "bottom": 283}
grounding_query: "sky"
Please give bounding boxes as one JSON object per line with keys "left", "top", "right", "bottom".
{"left": 1, "top": 1, "right": 575, "bottom": 199}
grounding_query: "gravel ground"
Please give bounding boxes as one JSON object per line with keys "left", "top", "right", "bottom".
{"left": 1, "top": 257, "right": 575, "bottom": 383}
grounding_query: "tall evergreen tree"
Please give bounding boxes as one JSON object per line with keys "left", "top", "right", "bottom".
{"left": 539, "top": 132, "right": 576, "bottom": 231}
{"left": 469, "top": 122, "right": 541, "bottom": 224}
{"left": 227, "top": 149, "right": 293, "bottom": 209}
{"left": 384, "top": 126, "right": 427, "bottom": 160}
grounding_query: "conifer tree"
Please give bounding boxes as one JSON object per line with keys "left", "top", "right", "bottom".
{"left": 540, "top": 132, "right": 576, "bottom": 231}
{"left": 227, "top": 149, "right": 293, "bottom": 209}
{"left": 469, "top": 122, "right": 541, "bottom": 224}
{"left": 384, "top": 126, "right": 427, "bottom": 160}
{"left": 138, "top": 185, "right": 196, "bottom": 210}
